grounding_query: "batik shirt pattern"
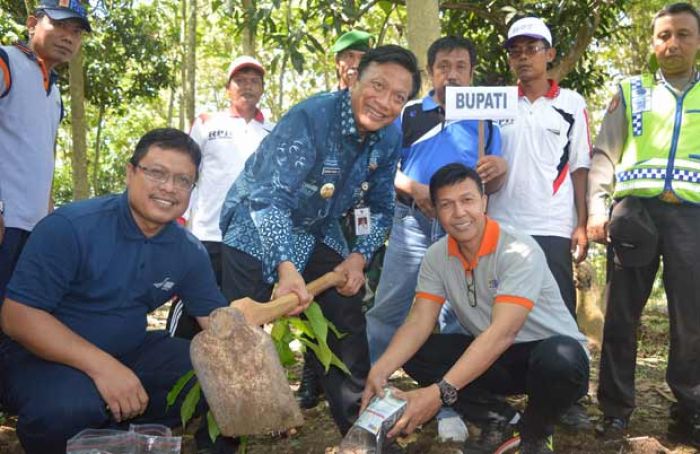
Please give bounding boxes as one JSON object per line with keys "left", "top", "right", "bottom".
{"left": 220, "top": 90, "right": 401, "bottom": 283}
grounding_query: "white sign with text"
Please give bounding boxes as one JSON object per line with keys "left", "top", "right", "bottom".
{"left": 445, "top": 86, "right": 518, "bottom": 120}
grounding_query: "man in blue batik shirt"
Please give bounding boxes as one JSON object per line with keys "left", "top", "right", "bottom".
{"left": 219, "top": 45, "right": 421, "bottom": 434}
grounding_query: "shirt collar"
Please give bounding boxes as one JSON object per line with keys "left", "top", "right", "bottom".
{"left": 446, "top": 217, "right": 500, "bottom": 271}
{"left": 517, "top": 79, "right": 560, "bottom": 99}
{"left": 656, "top": 68, "right": 700, "bottom": 93}
{"left": 340, "top": 89, "right": 383, "bottom": 146}
{"left": 118, "top": 191, "right": 178, "bottom": 243}
{"left": 14, "top": 41, "right": 58, "bottom": 90}
{"left": 229, "top": 104, "right": 265, "bottom": 122}
{"left": 421, "top": 91, "right": 443, "bottom": 112}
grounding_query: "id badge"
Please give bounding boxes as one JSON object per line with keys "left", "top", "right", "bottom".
{"left": 354, "top": 207, "right": 371, "bottom": 235}
{"left": 631, "top": 88, "right": 651, "bottom": 114}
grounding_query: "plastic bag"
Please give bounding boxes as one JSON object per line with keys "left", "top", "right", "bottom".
{"left": 66, "top": 424, "right": 181, "bottom": 454}
{"left": 339, "top": 387, "right": 407, "bottom": 454}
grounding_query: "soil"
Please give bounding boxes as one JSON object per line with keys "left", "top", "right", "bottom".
{"left": 1, "top": 303, "right": 697, "bottom": 453}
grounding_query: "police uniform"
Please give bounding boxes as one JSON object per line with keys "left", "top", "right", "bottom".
{"left": 589, "top": 70, "right": 700, "bottom": 421}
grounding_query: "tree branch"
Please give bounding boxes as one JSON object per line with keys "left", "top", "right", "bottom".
{"left": 548, "top": 5, "right": 602, "bottom": 81}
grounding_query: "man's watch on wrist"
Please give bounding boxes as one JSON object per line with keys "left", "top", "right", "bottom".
{"left": 437, "top": 378, "right": 458, "bottom": 406}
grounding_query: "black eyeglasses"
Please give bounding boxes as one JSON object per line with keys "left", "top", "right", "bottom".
{"left": 466, "top": 271, "right": 477, "bottom": 307}
{"left": 135, "top": 164, "right": 196, "bottom": 192}
{"left": 506, "top": 45, "right": 547, "bottom": 58}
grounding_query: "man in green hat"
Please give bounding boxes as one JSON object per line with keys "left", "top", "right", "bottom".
{"left": 332, "top": 30, "right": 372, "bottom": 90}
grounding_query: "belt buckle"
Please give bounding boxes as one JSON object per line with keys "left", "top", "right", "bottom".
{"left": 659, "top": 190, "right": 681, "bottom": 204}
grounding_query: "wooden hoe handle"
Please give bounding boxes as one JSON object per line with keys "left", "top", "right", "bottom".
{"left": 230, "top": 271, "right": 347, "bottom": 326}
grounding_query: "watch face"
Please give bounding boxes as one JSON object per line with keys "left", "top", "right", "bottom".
{"left": 439, "top": 380, "right": 458, "bottom": 406}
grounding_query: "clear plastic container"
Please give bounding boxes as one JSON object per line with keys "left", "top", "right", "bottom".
{"left": 66, "top": 424, "right": 181, "bottom": 454}
{"left": 339, "top": 388, "right": 407, "bottom": 454}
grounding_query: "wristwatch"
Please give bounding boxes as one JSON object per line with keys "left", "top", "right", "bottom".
{"left": 437, "top": 378, "right": 458, "bottom": 406}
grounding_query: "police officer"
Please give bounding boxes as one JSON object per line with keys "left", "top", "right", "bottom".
{"left": 588, "top": 3, "right": 700, "bottom": 447}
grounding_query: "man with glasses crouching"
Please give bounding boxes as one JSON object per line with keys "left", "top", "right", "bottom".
{"left": 362, "top": 163, "right": 589, "bottom": 454}
{"left": 0, "top": 129, "right": 238, "bottom": 454}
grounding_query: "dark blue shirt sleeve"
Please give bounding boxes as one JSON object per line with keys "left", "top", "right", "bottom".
{"left": 5, "top": 214, "right": 80, "bottom": 312}
{"left": 177, "top": 240, "right": 227, "bottom": 317}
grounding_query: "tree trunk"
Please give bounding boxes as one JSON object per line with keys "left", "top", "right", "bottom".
{"left": 241, "top": 0, "right": 256, "bottom": 55}
{"left": 167, "top": 85, "right": 176, "bottom": 127}
{"left": 69, "top": 47, "right": 89, "bottom": 200}
{"left": 405, "top": 0, "right": 440, "bottom": 95}
{"left": 23, "top": 0, "right": 35, "bottom": 16}
{"left": 185, "top": 0, "right": 196, "bottom": 127}
{"left": 92, "top": 105, "right": 105, "bottom": 196}
{"left": 179, "top": 0, "right": 186, "bottom": 131}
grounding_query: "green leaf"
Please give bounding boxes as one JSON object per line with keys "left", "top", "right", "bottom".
{"left": 288, "top": 316, "right": 315, "bottom": 339}
{"left": 329, "top": 351, "right": 351, "bottom": 375}
{"left": 300, "top": 337, "right": 332, "bottom": 372}
{"left": 207, "top": 410, "right": 221, "bottom": 443}
{"left": 378, "top": 0, "right": 394, "bottom": 15}
{"left": 326, "top": 317, "right": 347, "bottom": 340}
{"left": 273, "top": 336, "right": 297, "bottom": 366}
{"left": 304, "top": 302, "right": 328, "bottom": 344}
{"left": 271, "top": 318, "right": 290, "bottom": 342}
{"left": 166, "top": 369, "right": 195, "bottom": 410}
{"left": 240, "top": 435, "right": 249, "bottom": 454}
{"left": 180, "top": 381, "right": 201, "bottom": 428}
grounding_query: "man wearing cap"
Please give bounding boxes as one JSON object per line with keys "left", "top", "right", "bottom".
{"left": 487, "top": 16, "right": 592, "bottom": 430}
{"left": 0, "top": 0, "right": 90, "bottom": 304}
{"left": 363, "top": 163, "right": 589, "bottom": 454}
{"left": 332, "top": 30, "right": 372, "bottom": 90}
{"left": 166, "top": 55, "right": 274, "bottom": 338}
{"left": 588, "top": 3, "right": 700, "bottom": 446}
{"left": 218, "top": 45, "right": 421, "bottom": 434}
{"left": 364, "top": 35, "right": 506, "bottom": 443}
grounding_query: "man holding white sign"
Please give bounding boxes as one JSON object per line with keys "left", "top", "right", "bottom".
{"left": 365, "top": 35, "right": 507, "bottom": 443}
{"left": 486, "top": 16, "right": 592, "bottom": 430}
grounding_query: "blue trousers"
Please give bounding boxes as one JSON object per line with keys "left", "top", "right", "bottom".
{"left": 365, "top": 201, "right": 464, "bottom": 364}
{"left": 0, "top": 331, "right": 205, "bottom": 454}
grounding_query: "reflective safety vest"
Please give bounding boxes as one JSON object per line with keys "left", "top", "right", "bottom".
{"left": 615, "top": 73, "right": 700, "bottom": 204}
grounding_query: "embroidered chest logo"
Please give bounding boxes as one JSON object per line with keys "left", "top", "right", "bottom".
{"left": 208, "top": 130, "right": 233, "bottom": 140}
{"left": 153, "top": 277, "right": 175, "bottom": 292}
{"left": 488, "top": 278, "right": 499, "bottom": 291}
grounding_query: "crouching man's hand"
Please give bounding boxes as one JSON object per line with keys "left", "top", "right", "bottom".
{"left": 91, "top": 358, "right": 149, "bottom": 422}
{"left": 386, "top": 386, "right": 442, "bottom": 438}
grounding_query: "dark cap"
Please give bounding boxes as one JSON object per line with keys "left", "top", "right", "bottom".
{"left": 331, "top": 30, "right": 372, "bottom": 54}
{"left": 37, "top": 0, "right": 91, "bottom": 32}
{"left": 608, "top": 197, "right": 658, "bottom": 267}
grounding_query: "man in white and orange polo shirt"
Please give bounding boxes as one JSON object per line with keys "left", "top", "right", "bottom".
{"left": 362, "top": 163, "right": 589, "bottom": 454}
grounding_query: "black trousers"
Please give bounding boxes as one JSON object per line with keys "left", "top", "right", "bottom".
{"left": 0, "top": 227, "right": 31, "bottom": 301}
{"left": 598, "top": 198, "right": 700, "bottom": 420}
{"left": 404, "top": 333, "right": 589, "bottom": 441}
{"left": 220, "top": 243, "right": 370, "bottom": 435}
{"left": 532, "top": 235, "right": 577, "bottom": 319}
